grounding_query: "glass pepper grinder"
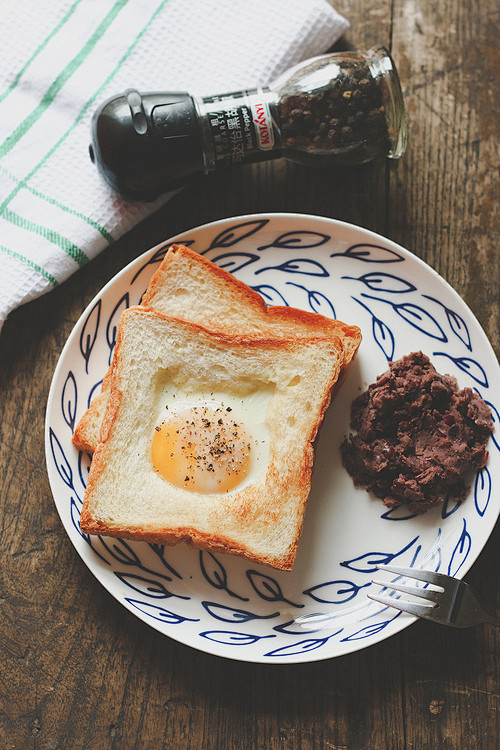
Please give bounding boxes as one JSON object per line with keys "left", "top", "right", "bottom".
{"left": 90, "top": 45, "right": 406, "bottom": 201}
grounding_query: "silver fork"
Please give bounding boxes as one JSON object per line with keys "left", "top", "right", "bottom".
{"left": 369, "top": 564, "right": 500, "bottom": 628}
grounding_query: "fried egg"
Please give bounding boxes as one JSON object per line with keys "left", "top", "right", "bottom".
{"left": 151, "top": 386, "right": 272, "bottom": 494}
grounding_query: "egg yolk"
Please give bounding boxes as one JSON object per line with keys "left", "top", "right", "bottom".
{"left": 151, "top": 406, "right": 251, "bottom": 493}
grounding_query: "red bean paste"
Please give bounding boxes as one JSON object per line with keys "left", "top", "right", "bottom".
{"left": 341, "top": 352, "right": 494, "bottom": 513}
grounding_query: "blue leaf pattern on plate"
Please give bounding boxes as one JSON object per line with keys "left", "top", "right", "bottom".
{"left": 341, "top": 536, "right": 419, "bottom": 573}
{"left": 148, "top": 544, "right": 183, "bottom": 580}
{"left": 131, "top": 243, "right": 170, "bottom": 283}
{"left": 432, "top": 352, "right": 489, "bottom": 387}
{"left": 381, "top": 506, "right": 419, "bottom": 521}
{"left": 202, "top": 219, "right": 269, "bottom": 254}
{"left": 423, "top": 547, "right": 442, "bottom": 573}
{"left": 49, "top": 428, "right": 76, "bottom": 494}
{"left": 341, "top": 612, "right": 401, "bottom": 641}
{"left": 77, "top": 450, "right": 91, "bottom": 491}
{"left": 87, "top": 379, "right": 103, "bottom": 409}
{"left": 125, "top": 599, "right": 199, "bottom": 624}
{"left": 246, "top": 571, "right": 303, "bottom": 608}
{"left": 343, "top": 272, "right": 416, "bottom": 294}
{"left": 98, "top": 539, "right": 175, "bottom": 582}
{"left": 286, "top": 281, "right": 335, "bottom": 317}
{"left": 331, "top": 243, "right": 404, "bottom": 263}
{"left": 70, "top": 496, "right": 86, "bottom": 539}
{"left": 61, "top": 371, "right": 77, "bottom": 432}
{"left": 484, "top": 401, "right": 500, "bottom": 452}
{"left": 100, "top": 538, "right": 145, "bottom": 567}
{"left": 264, "top": 630, "right": 343, "bottom": 657}
{"left": 79, "top": 299, "right": 101, "bottom": 374}
{"left": 251, "top": 284, "right": 289, "bottom": 306}
{"left": 303, "top": 580, "right": 370, "bottom": 605}
{"left": 199, "top": 631, "right": 275, "bottom": 646}
{"left": 210, "top": 252, "right": 259, "bottom": 274}
{"left": 418, "top": 529, "right": 442, "bottom": 573}
{"left": 114, "top": 573, "right": 190, "bottom": 600}
{"left": 447, "top": 519, "right": 472, "bottom": 576}
{"left": 274, "top": 613, "right": 341, "bottom": 635}
{"left": 201, "top": 602, "right": 279, "bottom": 623}
{"left": 199, "top": 551, "right": 248, "bottom": 601}
{"left": 106, "top": 292, "right": 129, "bottom": 364}
{"left": 441, "top": 495, "right": 462, "bottom": 518}
{"left": 422, "top": 295, "right": 472, "bottom": 351}
{"left": 362, "top": 294, "right": 447, "bottom": 342}
{"left": 474, "top": 467, "right": 491, "bottom": 517}
{"left": 352, "top": 297, "right": 395, "bottom": 360}
{"left": 472, "top": 390, "right": 499, "bottom": 453}
{"left": 371, "top": 316, "right": 396, "bottom": 361}
{"left": 409, "top": 543, "right": 423, "bottom": 568}
{"left": 254, "top": 258, "right": 329, "bottom": 277}
{"left": 257, "top": 230, "right": 330, "bottom": 252}
{"left": 69, "top": 498, "right": 110, "bottom": 565}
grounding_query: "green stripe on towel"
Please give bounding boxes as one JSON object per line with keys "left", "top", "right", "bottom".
{"left": 0, "top": 166, "right": 113, "bottom": 243}
{"left": 0, "top": 0, "right": 168, "bottom": 221}
{"left": 0, "top": 0, "right": 85, "bottom": 106}
{"left": 0, "top": 0, "right": 129, "bottom": 159}
{"left": 0, "top": 245, "right": 59, "bottom": 287}
{"left": 2, "top": 208, "right": 88, "bottom": 266}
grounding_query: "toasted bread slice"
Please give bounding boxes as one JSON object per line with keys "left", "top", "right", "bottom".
{"left": 73, "top": 244, "right": 361, "bottom": 453}
{"left": 80, "top": 307, "right": 345, "bottom": 570}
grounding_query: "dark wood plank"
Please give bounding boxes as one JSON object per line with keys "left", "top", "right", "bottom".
{"left": 390, "top": 2, "right": 500, "bottom": 747}
{"left": 0, "top": 1, "right": 498, "bottom": 748}
{"left": 389, "top": 0, "right": 500, "bottom": 352}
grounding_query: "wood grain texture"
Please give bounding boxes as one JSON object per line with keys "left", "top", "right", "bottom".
{"left": 0, "top": 1, "right": 498, "bottom": 748}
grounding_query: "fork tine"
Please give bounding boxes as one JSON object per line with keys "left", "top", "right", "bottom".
{"left": 372, "top": 578, "right": 441, "bottom": 604}
{"left": 376, "top": 564, "right": 444, "bottom": 587}
{"left": 367, "top": 593, "right": 436, "bottom": 619}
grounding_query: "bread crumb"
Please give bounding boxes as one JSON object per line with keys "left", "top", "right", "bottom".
{"left": 429, "top": 699, "right": 445, "bottom": 714}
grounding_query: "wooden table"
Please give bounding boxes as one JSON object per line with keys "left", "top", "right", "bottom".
{"left": 1, "top": 2, "right": 498, "bottom": 748}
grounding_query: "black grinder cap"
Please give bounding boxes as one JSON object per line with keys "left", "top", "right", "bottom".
{"left": 89, "top": 89, "right": 205, "bottom": 201}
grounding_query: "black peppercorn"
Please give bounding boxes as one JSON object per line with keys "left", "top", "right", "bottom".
{"left": 276, "top": 50, "right": 398, "bottom": 163}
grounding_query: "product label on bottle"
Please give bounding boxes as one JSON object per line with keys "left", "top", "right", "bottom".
{"left": 201, "top": 88, "right": 281, "bottom": 168}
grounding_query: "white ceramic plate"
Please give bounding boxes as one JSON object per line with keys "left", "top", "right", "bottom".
{"left": 45, "top": 214, "right": 500, "bottom": 663}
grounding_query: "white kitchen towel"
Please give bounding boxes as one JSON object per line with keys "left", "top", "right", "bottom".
{"left": 0, "top": 0, "right": 348, "bottom": 330}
